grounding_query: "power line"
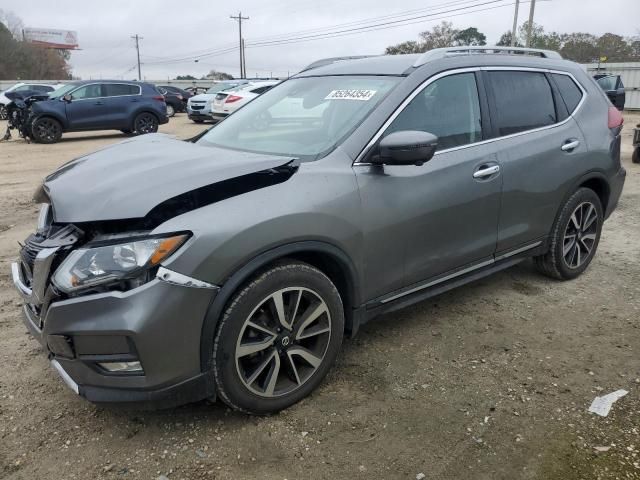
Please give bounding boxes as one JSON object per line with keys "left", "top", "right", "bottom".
{"left": 246, "top": 0, "right": 489, "bottom": 43}
{"left": 126, "top": 0, "right": 495, "bottom": 65}
{"left": 246, "top": 0, "right": 513, "bottom": 48}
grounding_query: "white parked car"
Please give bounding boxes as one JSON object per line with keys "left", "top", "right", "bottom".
{"left": 186, "top": 80, "right": 250, "bottom": 123}
{"left": 0, "top": 82, "right": 64, "bottom": 120}
{"left": 210, "top": 81, "right": 279, "bottom": 121}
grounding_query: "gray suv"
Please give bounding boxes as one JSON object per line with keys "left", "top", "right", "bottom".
{"left": 11, "top": 47, "right": 626, "bottom": 414}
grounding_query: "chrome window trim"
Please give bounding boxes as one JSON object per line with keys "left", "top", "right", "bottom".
{"left": 67, "top": 82, "right": 142, "bottom": 101}
{"left": 353, "top": 66, "right": 587, "bottom": 166}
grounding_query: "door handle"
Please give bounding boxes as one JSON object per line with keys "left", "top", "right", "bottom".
{"left": 561, "top": 139, "right": 580, "bottom": 151}
{"left": 473, "top": 165, "right": 500, "bottom": 179}
{"left": 94, "top": 101, "right": 104, "bottom": 105}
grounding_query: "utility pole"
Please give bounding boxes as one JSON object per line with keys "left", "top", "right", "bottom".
{"left": 241, "top": 38, "right": 247, "bottom": 78}
{"left": 131, "top": 34, "right": 143, "bottom": 80}
{"left": 510, "top": 0, "right": 520, "bottom": 46}
{"left": 525, "top": 0, "right": 536, "bottom": 47}
{"left": 230, "top": 12, "right": 249, "bottom": 78}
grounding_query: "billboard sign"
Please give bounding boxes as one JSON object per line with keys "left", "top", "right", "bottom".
{"left": 23, "top": 28, "right": 79, "bottom": 49}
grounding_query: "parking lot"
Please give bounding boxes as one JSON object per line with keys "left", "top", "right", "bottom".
{"left": 0, "top": 112, "right": 639, "bottom": 479}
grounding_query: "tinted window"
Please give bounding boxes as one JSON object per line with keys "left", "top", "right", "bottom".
{"left": 384, "top": 72, "right": 482, "bottom": 151}
{"left": 104, "top": 84, "right": 139, "bottom": 96}
{"left": 250, "top": 86, "right": 272, "bottom": 95}
{"left": 70, "top": 84, "right": 103, "bottom": 99}
{"left": 552, "top": 74, "right": 583, "bottom": 113}
{"left": 489, "top": 71, "right": 556, "bottom": 136}
{"left": 596, "top": 75, "right": 618, "bottom": 91}
{"left": 31, "top": 85, "right": 54, "bottom": 92}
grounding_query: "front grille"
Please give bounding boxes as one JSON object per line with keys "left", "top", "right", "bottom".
{"left": 191, "top": 105, "right": 205, "bottom": 111}
{"left": 17, "top": 224, "right": 83, "bottom": 322}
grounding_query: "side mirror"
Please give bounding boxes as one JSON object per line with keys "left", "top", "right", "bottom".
{"left": 62, "top": 94, "right": 72, "bottom": 103}
{"left": 375, "top": 130, "right": 438, "bottom": 166}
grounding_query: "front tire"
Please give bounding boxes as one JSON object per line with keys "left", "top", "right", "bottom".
{"left": 534, "top": 188, "right": 603, "bottom": 280}
{"left": 212, "top": 261, "right": 344, "bottom": 415}
{"left": 0, "top": 104, "right": 7, "bottom": 120}
{"left": 134, "top": 112, "right": 159, "bottom": 135}
{"left": 166, "top": 104, "right": 175, "bottom": 117}
{"left": 31, "top": 117, "right": 63, "bottom": 144}
{"left": 633, "top": 147, "right": 640, "bottom": 164}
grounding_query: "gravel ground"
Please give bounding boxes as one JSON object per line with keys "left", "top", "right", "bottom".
{"left": 0, "top": 113, "right": 639, "bottom": 480}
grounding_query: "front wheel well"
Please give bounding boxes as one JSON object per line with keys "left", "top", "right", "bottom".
{"left": 283, "top": 251, "right": 356, "bottom": 334}
{"left": 579, "top": 177, "right": 610, "bottom": 212}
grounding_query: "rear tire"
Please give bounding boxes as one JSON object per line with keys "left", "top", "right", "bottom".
{"left": 31, "top": 117, "right": 63, "bottom": 144}
{"left": 133, "top": 112, "right": 159, "bottom": 135}
{"left": 212, "top": 261, "right": 344, "bottom": 415}
{"left": 0, "top": 104, "right": 7, "bottom": 120}
{"left": 534, "top": 188, "right": 603, "bottom": 280}
{"left": 633, "top": 147, "right": 640, "bottom": 164}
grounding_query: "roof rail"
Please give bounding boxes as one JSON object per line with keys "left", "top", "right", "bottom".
{"left": 413, "top": 46, "right": 562, "bottom": 67}
{"left": 301, "top": 55, "right": 379, "bottom": 72}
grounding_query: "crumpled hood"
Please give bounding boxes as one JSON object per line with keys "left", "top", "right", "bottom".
{"left": 43, "top": 134, "right": 294, "bottom": 223}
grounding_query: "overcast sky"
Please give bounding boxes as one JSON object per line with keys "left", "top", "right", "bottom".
{"left": 2, "top": 0, "right": 638, "bottom": 80}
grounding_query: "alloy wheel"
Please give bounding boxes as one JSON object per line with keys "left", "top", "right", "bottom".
{"left": 0, "top": 105, "right": 7, "bottom": 120}
{"left": 562, "top": 201, "right": 598, "bottom": 269}
{"left": 136, "top": 114, "right": 157, "bottom": 134}
{"left": 235, "top": 287, "right": 332, "bottom": 398}
{"left": 33, "top": 118, "right": 61, "bottom": 142}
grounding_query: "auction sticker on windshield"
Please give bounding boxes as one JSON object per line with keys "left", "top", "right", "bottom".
{"left": 325, "top": 90, "right": 376, "bottom": 101}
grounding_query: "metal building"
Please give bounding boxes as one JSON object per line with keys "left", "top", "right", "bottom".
{"left": 584, "top": 62, "right": 640, "bottom": 110}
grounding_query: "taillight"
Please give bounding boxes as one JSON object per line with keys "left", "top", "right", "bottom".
{"left": 608, "top": 106, "right": 623, "bottom": 129}
{"left": 225, "top": 95, "right": 242, "bottom": 103}
{"left": 152, "top": 95, "right": 165, "bottom": 102}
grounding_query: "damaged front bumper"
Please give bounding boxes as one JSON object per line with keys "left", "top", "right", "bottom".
{"left": 12, "top": 251, "right": 220, "bottom": 408}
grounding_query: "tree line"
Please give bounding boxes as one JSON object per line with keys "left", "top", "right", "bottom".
{"left": 0, "top": 9, "right": 72, "bottom": 80}
{"left": 386, "top": 21, "right": 640, "bottom": 63}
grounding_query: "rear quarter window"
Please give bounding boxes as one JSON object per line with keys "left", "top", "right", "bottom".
{"left": 104, "top": 84, "right": 140, "bottom": 96}
{"left": 551, "top": 74, "right": 583, "bottom": 113}
{"left": 488, "top": 71, "right": 556, "bottom": 136}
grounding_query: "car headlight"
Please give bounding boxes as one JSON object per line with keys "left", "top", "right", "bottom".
{"left": 52, "top": 234, "right": 188, "bottom": 293}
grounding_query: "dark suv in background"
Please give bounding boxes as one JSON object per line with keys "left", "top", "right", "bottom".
{"left": 12, "top": 47, "right": 625, "bottom": 414}
{"left": 28, "top": 80, "right": 168, "bottom": 143}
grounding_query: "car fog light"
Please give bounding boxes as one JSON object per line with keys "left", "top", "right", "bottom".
{"left": 98, "top": 361, "right": 143, "bottom": 373}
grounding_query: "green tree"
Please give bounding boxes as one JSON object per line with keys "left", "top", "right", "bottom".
{"left": 495, "top": 31, "right": 521, "bottom": 47}
{"left": 176, "top": 74, "right": 196, "bottom": 80}
{"left": 385, "top": 40, "right": 423, "bottom": 55}
{"left": 453, "top": 27, "right": 486, "bottom": 46}
{"left": 202, "top": 70, "right": 234, "bottom": 80}
{"left": 597, "top": 33, "right": 634, "bottom": 61}
{"left": 560, "top": 33, "right": 598, "bottom": 62}
{"left": 517, "top": 21, "right": 546, "bottom": 48}
{"left": 420, "top": 21, "right": 458, "bottom": 50}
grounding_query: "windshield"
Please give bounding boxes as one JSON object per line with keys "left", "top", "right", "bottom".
{"left": 206, "top": 83, "right": 244, "bottom": 94}
{"left": 49, "top": 84, "right": 77, "bottom": 99}
{"left": 197, "top": 76, "right": 400, "bottom": 160}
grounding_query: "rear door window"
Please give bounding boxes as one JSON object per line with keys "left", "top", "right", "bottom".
{"left": 488, "top": 71, "right": 556, "bottom": 136}
{"left": 551, "top": 74, "right": 583, "bottom": 113}
{"left": 596, "top": 75, "right": 618, "bottom": 91}
{"left": 383, "top": 72, "right": 483, "bottom": 151}
{"left": 104, "top": 84, "right": 140, "bottom": 96}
